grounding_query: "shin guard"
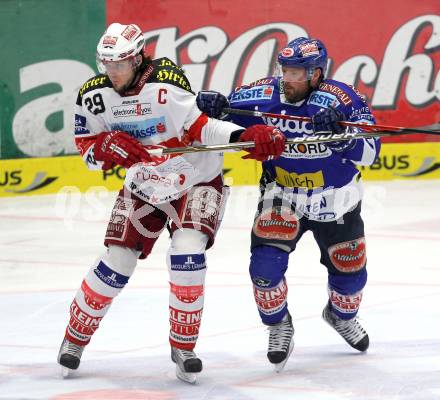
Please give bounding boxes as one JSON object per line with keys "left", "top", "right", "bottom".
{"left": 168, "top": 229, "right": 208, "bottom": 350}
{"left": 65, "top": 246, "right": 137, "bottom": 345}
{"left": 328, "top": 269, "right": 367, "bottom": 320}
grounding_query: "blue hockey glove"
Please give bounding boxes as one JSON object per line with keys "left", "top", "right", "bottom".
{"left": 312, "top": 106, "right": 345, "bottom": 134}
{"left": 196, "top": 90, "right": 229, "bottom": 118}
{"left": 312, "top": 106, "right": 354, "bottom": 152}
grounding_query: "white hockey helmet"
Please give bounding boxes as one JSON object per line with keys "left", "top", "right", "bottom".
{"left": 96, "top": 23, "right": 145, "bottom": 72}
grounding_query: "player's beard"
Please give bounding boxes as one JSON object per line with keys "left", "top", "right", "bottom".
{"left": 283, "top": 81, "right": 308, "bottom": 103}
{"left": 113, "top": 77, "right": 136, "bottom": 94}
{"left": 109, "top": 70, "right": 139, "bottom": 94}
{"left": 112, "top": 82, "right": 129, "bottom": 94}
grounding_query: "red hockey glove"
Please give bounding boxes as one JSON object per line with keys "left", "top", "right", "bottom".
{"left": 239, "top": 125, "right": 286, "bottom": 161}
{"left": 94, "top": 130, "right": 152, "bottom": 169}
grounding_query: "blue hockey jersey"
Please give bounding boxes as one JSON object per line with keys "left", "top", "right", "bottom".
{"left": 226, "top": 77, "right": 381, "bottom": 221}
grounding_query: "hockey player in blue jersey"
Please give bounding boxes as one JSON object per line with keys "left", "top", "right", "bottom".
{"left": 196, "top": 37, "right": 381, "bottom": 371}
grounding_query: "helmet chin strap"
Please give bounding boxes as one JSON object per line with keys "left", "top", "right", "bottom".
{"left": 305, "top": 80, "right": 314, "bottom": 98}
{"left": 306, "top": 67, "right": 324, "bottom": 95}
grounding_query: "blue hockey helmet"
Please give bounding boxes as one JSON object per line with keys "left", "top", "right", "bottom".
{"left": 278, "top": 37, "right": 328, "bottom": 79}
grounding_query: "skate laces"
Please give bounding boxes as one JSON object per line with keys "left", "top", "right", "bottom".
{"left": 174, "top": 348, "right": 197, "bottom": 361}
{"left": 326, "top": 309, "right": 366, "bottom": 344}
{"left": 268, "top": 315, "right": 294, "bottom": 352}
{"left": 60, "top": 339, "right": 84, "bottom": 358}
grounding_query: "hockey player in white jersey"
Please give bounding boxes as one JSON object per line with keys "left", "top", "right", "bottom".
{"left": 58, "top": 22, "right": 285, "bottom": 383}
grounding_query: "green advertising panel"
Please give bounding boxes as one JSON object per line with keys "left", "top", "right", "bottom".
{"left": 0, "top": 0, "right": 105, "bottom": 159}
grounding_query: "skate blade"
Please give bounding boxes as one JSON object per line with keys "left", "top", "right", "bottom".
{"left": 274, "top": 339, "right": 295, "bottom": 373}
{"left": 61, "top": 366, "right": 73, "bottom": 378}
{"left": 175, "top": 365, "right": 197, "bottom": 384}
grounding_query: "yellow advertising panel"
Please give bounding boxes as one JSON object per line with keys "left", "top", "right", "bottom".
{"left": 0, "top": 156, "right": 123, "bottom": 197}
{"left": 358, "top": 142, "right": 440, "bottom": 180}
{"left": 1, "top": 142, "right": 440, "bottom": 197}
{"left": 223, "top": 143, "right": 440, "bottom": 185}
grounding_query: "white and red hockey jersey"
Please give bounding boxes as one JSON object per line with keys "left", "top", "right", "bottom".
{"left": 74, "top": 57, "right": 243, "bottom": 187}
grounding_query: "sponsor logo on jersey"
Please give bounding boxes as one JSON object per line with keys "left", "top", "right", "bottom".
{"left": 307, "top": 91, "right": 340, "bottom": 108}
{"left": 249, "top": 78, "right": 275, "bottom": 87}
{"left": 349, "top": 106, "right": 371, "bottom": 117}
{"left": 233, "top": 78, "right": 276, "bottom": 92}
{"left": 318, "top": 82, "right": 352, "bottom": 105}
{"left": 111, "top": 102, "right": 152, "bottom": 118}
{"left": 74, "top": 114, "right": 89, "bottom": 135}
{"left": 158, "top": 57, "right": 185, "bottom": 71}
{"left": 283, "top": 142, "right": 332, "bottom": 159}
{"left": 275, "top": 167, "right": 324, "bottom": 189}
{"left": 111, "top": 116, "right": 167, "bottom": 138}
{"left": 79, "top": 76, "right": 107, "bottom": 96}
{"left": 156, "top": 68, "right": 191, "bottom": 91}
{"left": 137, "top": 64, "right": 155, "bottom": 89}
{"left": 263, "top": 116, "right": 314, "bottom": 135}
{"left": 230, "top": 85, "right": 274, "bottom": 103}
{"left": 350, "top": 114, "right": 375, "bottom": 124}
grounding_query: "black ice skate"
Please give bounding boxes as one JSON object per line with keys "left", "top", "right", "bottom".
{"left": 57, "top": 338, "right": 85, "bottom": 377}
{"left": 171, "top": 347, "right": 203, "bottom": 384}
{"left": 322, "top": 302, "right": 369, "bottom": 352}
{"left": 267, "top": 312, "right": 295, "bottom": 372}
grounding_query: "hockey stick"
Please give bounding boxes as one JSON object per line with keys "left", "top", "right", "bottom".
{"left": 223, "top": 107, "right": 440, "bottom": 136}
{"left": 147, "top": 130, "right": 390, "bottom": 156}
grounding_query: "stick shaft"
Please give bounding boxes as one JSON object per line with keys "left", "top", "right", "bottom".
{"left": 147, "top": 131, "right": 389, "bottom": 156}
{"left": 223, "top": 107, "right": 440, "bottom": 135}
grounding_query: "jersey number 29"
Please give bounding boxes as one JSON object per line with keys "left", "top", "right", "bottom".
{"left": 84, "top": 93, "right": 105, "bottom": 115}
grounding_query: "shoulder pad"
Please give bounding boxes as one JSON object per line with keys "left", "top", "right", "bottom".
{"left": 77, "top": 75, "right": 111, "bottom": 106}
{"left": 347, "top": 84, "right": 368, "bottom": 103}
{"left": 317, "top": 79, "right": 353, "bottom": 106}
{"left": 149, "top": 57, "right": 193, "bottom": 93}
{"left": 248, "top": 77, "right": 277, "bottom": 87}
{"left": 78, "top": 75, "right": 111, "bottom": 98}
{"left": 229, "top": 84, "right": 277, "bottom": 104}
{"left": 233, "top": 76, "right": 277, "bottom": 92}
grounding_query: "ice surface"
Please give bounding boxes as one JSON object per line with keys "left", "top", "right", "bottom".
{"left": 0, "top": 181, "right": 439, "bottom": 399}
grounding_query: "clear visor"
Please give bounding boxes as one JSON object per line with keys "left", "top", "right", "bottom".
{"left": 96, "top": 55, "right": 136, "bottom": 74}
{"left": 276, "top": 64, "right": 311, "bottom": 83}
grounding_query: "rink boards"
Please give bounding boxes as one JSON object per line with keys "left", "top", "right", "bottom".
{"left": 1, "top": 142, "right": 440, "bottom": 197}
